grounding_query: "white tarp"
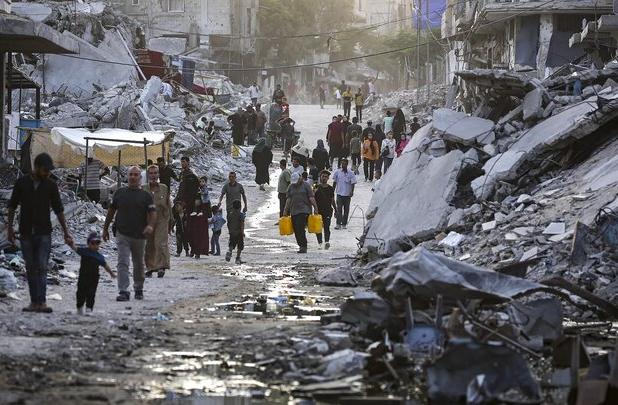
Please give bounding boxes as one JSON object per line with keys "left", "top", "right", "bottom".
{"left": 30, "top": 127, "right": 172, "bottom": 168}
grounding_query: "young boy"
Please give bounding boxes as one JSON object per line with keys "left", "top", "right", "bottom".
{"left": 208, "top": 205, "right": 226, "bottom": 256}
{"left": 172, "top": 201, "right": 189, "bottom": 257}
{"left": 70, "top": 232, "right": 115, "bottom": 314}
{"left": 225, "top": 199, "right": 245, "bottom": 264}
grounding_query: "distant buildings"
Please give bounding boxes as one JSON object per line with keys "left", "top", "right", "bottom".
{"left": 353, "top": 0, "right": 412, "bottom": 34}
{"left": 441, "top": 0, "right": 615, "bottom": 80}
{"left": 112, "top": 0, "right": 259, "bottom": 82}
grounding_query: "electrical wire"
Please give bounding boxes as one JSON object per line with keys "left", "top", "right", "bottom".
{"left": 47, "top": 0, "right": 558, "bottom": 74}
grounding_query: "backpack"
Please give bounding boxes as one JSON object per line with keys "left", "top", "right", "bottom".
{"left": 381, "top": 145, "right": 390, "bottom": 158}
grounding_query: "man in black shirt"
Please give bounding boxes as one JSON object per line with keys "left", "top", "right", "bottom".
{"left": 314, "top": 170, "right": 337, "bottom": 250}
{"left": 176, "top": 156, "right": 200, "bottom": 212}
{"left": 103, "top": 166, "right": 156, "bottom": 301}
{"left": 8, "top": 153, "right": 73, "bottom": 313}
{"left": 157, "top": 157, "right": 178, "bottom": 189}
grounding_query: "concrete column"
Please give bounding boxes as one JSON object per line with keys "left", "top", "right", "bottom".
{"left": 537, "top": 14, "right": 554, "bottom": 78}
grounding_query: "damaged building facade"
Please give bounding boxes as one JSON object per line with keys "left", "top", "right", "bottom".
{"left": 442, "top": 0, "right": 616, "bottom": 80}
{"left": 112, "top": 0, "right": 259, "bottom": 83}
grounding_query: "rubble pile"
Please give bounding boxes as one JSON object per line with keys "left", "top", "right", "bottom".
{"left": 340, "top": 62, "right": 618, "bottom": 401}
{"left": 363, "top": 84, "right": 449, "bottom": 126}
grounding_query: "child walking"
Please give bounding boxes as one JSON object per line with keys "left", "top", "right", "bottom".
{"left": 225, "top": 199, "right": 245, "bottom": 264}
{"left": 209, "top": 205, "right": 226, "bottom": 256}
{"left": 172, "top": 201, "right": 189, "bottom": 257}
{"left": 70, "top": 232, "right": 115, "bottom": 314}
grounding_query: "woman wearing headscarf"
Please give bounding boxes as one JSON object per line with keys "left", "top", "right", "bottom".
{"left": 144, "top": 165, "right": 171, "bottom": 278}
{"left": 392, "top": 108, "right": 406, "bottom": 143}
{"left": 312, "top": 139, "right": 330, "bottom": 172}
{"left": 291, "top": 139, "right": 311, "bottom": 170}
{"left": 252, "top": 138, "right": 273, "bottom": 191}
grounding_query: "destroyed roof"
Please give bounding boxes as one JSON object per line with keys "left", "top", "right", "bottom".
{"left": 0, "top": 13, "right": 79, "bottom": 54}
{"left": 455, "top": 69, "right": 545, "bottom": 97}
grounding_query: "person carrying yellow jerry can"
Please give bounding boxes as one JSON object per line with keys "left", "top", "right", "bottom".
{"left": 282, "top": 172, "right": 319, "bottom": 254}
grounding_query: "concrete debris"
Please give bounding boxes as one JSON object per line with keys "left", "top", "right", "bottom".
{"left": 426, "top": 341, "right": 541, "bottom": 403}
{"left": 522, "top": 88, "right": 544, "bottom": 121}
{"left": 316, "top": 267, "right": 358, "bottom": 287}
{"left": 433, "top": 108, "right": 495, "bottom": 146}
{"left": 438, "top": 231, "right": 465, "bottom": 248}
{"left": 365, "top": 150, "right": 464, "bottom": 255}
{"left": 543, "top": 222, "right": 567, "bottom": 235}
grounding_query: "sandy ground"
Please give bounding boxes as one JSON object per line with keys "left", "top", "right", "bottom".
{"left": 0, "top": 104, "right": 376, "bottom": 403}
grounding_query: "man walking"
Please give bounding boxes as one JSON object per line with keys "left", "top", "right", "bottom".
{"left": 314, "top": 170, "right": 336, "bottom": 250}
{"left": 8, "top": 153, "right": 73, "bottom": 313}
{"left": 256, "top": 104, "right": 267, "bottom": 139}
{"left": 342, "top": 87, "right": 353, "bottom": 118}
{"left": 248, "top": 83, "right": 260, "bottom": 106}
{"left": 277, "top": 159, "right": 291, "bottom": 218}
{"left": 176, "top": 156, "right": 200, "bottom": 211}
{"left": 217, "top": 171, "right": 248, "bottom": 216}
{"left": 103, "top": 166, "right": 156, "bottom": 301}
{"left": 332, "top": 158, "right": 356, "bottom": 230}
{"left": 157, "top": 157, "right": 178, "bottom": 190}
{"left": 326, "top": 116, "right": 344, "bottom": 169}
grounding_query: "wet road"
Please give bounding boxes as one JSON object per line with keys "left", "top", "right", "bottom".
{"left": 0, "top": 104, "right": 375, "bottom": 404}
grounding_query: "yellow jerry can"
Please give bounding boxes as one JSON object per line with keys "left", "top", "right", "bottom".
{"left": 307, "top": 214, "right": 323, "bottom": 234}
{"left": 279, "top": 216, "right": 294, "bottom": 236}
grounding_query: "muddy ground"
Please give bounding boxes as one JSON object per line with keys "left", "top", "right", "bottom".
{"left": 0, "top": 105, "right": 375, "bottom": 404}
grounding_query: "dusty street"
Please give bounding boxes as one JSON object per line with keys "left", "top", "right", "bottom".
{"left": 0, "top": 104, "right": 374, "bottom": 404}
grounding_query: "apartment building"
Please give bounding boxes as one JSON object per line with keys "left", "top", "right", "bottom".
{"left": 441, "top": 0, "right": 614, "bottom": 80}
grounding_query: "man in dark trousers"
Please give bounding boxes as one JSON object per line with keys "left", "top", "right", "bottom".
{"left": 228, "top": 108, "right": 246, "bottom": 146}
{"left": 103, "top": 166, "right": 156, "bottom": 302}
{"left": 8, "top": 153, "right": 74, "bottom": 313}
{"left": 157, "top": 157, "right": 178, "bottom": 190}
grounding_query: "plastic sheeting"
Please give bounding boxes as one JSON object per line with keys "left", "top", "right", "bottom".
{"left": 377, "top": 248, "right": 549, "bottom": 304}
{"left": 29, "top": 127, "right": 173, "bottom": 168}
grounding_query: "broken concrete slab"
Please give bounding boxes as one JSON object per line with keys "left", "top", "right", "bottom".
{"left": 33, "top": 30, "right": 136, "bottom": 97}
{"left": 432, "top": 108, "right": 495, "bottom": 146}
{"left": 482, "top": 221, "right": 497, "bottom": 231}
{"left": 472, "top": 97, "right": 618, "bottom": 200}
{"left": 523, "top": 88, "right": 543, "bottom": 121}
{"left": 439, "top": 231, "right": 466, "bottom": 248}
{"left": 521, "top": 247, "right": 539, "bottom": 262}
{"left": 498, "top": 105, "right": 524, "bottom": 125}
{"left": 543, "top": 222, "right": 566, "bottom": 235}
{"left": 316, "top": 267, "right": 358, "bottom": 287}
{"left": 364, "top": 150, "right": 464, "bottom": 255}
{"left": 456, "top": 69, "right": 546, "bottom": 98}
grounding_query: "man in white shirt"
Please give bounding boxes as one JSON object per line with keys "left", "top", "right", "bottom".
{"left": 332, "top": 157, "right": 357, "bottom": 229}
{"left": 248, "top": 83, "right": 260, "bottom": 106}
{"left": 383, "top": 110, "right": 394, "bottom": 134}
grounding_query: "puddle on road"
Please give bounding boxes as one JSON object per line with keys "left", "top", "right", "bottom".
{"left": 244, "top": 169, "right": 297, "bottom": 253}
{"left": 134, "top": 350, "right": 283, "bottom": 403}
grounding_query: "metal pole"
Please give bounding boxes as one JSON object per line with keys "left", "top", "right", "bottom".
{"left": 35, "top": 88, "right": 41, "bottom": 120}
{"left": 84, "top": 138, "right": 89, "bottom": 197}
{"left": 426, "top": 0, "right": 430, "bottom": 102}
{"left": 143, "top": 137, "right": 148, "bottom": 168}
{"left": 0, "top": 52, "right": 6, "bottom": 159}
{"left": 117, "top": 150, "right": 122, "bottom": 190}
{"left": 416, "top": 0, "right": 421, "bottom": 105}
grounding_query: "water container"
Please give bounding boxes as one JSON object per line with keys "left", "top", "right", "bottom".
{"left": 307, "top": 214, "right": 323, "bottom": 234}
{"left": 279, "top": 216, "right": 293, "bottom": 236}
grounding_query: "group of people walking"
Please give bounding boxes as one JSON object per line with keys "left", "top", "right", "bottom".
{"left": 324, "top": 110, "right": 420, "bottom": 182}
{"left": 7, "top": 152, "right": 251, "bottom": 315}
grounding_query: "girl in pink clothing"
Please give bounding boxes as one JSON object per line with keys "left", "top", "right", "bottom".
{"left": 396, "top": 135, "right": 409, "bottom": 157}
